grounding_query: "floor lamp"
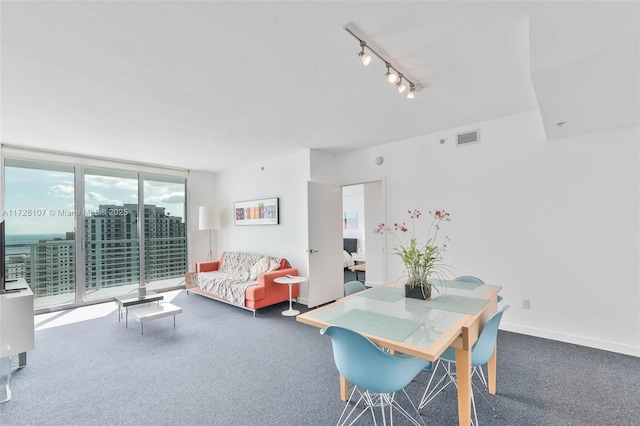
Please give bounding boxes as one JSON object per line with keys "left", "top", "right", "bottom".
{"left": 199, "top": 206, "right": 221, "bottom": 261}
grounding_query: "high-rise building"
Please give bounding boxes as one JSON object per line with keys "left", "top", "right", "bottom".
{"left": 6, "top": 204, "right": 186, "bottom": 298}
{"left": 34, "top": 236, "right": 76, "bottom": 297}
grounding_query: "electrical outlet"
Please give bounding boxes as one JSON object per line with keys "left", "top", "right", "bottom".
{"left": 522, "top": 298, "right": 530, "bottom": 309}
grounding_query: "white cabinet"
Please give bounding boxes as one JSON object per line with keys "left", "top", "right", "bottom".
{"left": 1, "top": 279, "right": 35, "bottom": 359}
{"left": 0, "top": 279, "right": 34, "bottom": 402}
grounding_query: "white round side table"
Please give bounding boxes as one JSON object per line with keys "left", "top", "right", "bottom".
{"left": 273, "top": 275, "right": 306, "bottom": 316}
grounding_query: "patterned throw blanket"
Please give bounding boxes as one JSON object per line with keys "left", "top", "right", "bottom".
{"left": 191, "top": 252, "right": 282, "bottom": 306}
{"left": 192, "top": 272, "right": 258, "bottom": 306}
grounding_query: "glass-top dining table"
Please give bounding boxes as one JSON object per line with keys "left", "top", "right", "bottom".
{"left": 296, "top": 279, "right": 502, "bottom": 426}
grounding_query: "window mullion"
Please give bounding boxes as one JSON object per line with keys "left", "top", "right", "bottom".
{"left": 138, "top": 174, "right": 145, "bottom": 289}
{"left": 74, "top": 166, "right": 86, "bottom": 302}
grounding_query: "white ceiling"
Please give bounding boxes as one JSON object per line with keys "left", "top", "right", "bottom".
{"left": 1, "top": 1, "right": 638, "bottom": 173}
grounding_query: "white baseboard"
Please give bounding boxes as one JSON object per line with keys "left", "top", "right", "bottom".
{"left": 501, "top": 321, "right": 640, "bottom": 357}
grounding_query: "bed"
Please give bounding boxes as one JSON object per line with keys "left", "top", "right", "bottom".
{"left": 343, "top": 238, "right": 357, "bottom": 268}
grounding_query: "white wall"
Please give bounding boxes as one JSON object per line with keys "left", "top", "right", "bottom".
{"left": 335, "top": 110, "right": 640, "bottom": 356}
{"left": 310, "top": 149, "right": 338, "bottom": 183}
{"left": 203, "top": 110, "right": 639, "bottom": 355}
{"left": 363, "top": 180, "right": 385, "bottom": 286}
{"left": 186, "top": 170, "right": 217, "bottom": 270}
{"left": 215, "top": 150, "right": 312, "bottom": 301}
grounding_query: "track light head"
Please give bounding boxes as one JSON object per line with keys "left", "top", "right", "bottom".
{"left": 407, "top": 83, "right": 416, "bottom": 99}
{"left": 396, "top": 75, "right": 406, "bottom": 93}
{"left": 385, "top": 64, "right": 398, "bottom": 83}
{"left": 358, "top": 41, "right": 371, "bottom": 66}
{"left": 359, "top": 51, "right": 371, "bottom": 66}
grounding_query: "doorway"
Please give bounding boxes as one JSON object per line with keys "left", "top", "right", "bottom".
{"left": 341, "top": 181, "right": 385, "bottom": 287}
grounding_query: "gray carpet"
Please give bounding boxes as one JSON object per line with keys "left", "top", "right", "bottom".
{"left": 1, "top": 290, "right": 638, "bottom": 426}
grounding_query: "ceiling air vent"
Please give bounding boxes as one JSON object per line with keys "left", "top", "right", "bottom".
{"left": 456, "top": 129, "right": 480, "bottom": 146}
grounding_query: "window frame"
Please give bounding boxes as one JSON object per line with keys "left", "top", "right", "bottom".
{"left": 1, "top": 146, "right": 188, "bottom": 313}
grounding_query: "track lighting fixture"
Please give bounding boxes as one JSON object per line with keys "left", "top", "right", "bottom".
{"left": 345, "top": 24, "right": 421, "bottom": 100}
{"left": 358, "top": 41, "right": 371, "bottom": 66}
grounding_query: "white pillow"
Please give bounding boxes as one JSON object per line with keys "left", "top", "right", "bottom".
{"left": 250, "top": 257, "right": 270, "bottom": 280}
{"left": 343, "top": 250, "right": 355, "bottom": 268}
{"left": 268, "top": 258, "right": 280, "bottom": 272}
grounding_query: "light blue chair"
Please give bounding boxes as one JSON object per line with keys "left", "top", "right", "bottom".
{"left": 321, "top": 325, "right": 432, "bottom": 426}
{"left": 344, "top": 280, "right": 366, "bottom": 296}
{"left": 455, "top": 275, "right": 503, "bottom": 302}
{"left": 418, "top": 305, "right": 510, "bottom": 426}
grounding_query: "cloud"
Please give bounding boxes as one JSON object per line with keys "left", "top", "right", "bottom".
{"left": 84, "top": 192, "right": 124, "bottom": 211}
{"left": 49, "top": 185, "right": 74, "bottom": 198}
{"left": 161, "top": 194, "right": 185, "bottom": 203}
{"left": 144, "top": 184, "right": 185, "bottom": 205}
{"left": 85, "top": 175, "right": 138, "bottom": 190}
{"left": 144, "top": 192, "right": 184, "bottom": 205}
{"left": 61, "top": 177, "right": 184, "bottom": 216}
{"left": 48, "top": 171, "right": 72, "bottom": 179}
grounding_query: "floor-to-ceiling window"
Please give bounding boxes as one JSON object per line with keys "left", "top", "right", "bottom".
{"left": 3, "top": 159, "right": 77, "bottom": 309}
{"left": 143, "top": 175, "right": 187, "bottom": 291}
{"left": 84, "top": 168, "right": 141, "bottom": 300}
{"left": 2, "top": 148, "right": 188, "bottom": 311}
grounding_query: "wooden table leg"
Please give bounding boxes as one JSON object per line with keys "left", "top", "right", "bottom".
{"left": 340, "top": 375, "right": 349, "bottom": 401}
{"left": 455, "top": 347, "right": 472, "bottom": 426}
{"left": 487, "top": 347, "right": 497, "bottom": 394}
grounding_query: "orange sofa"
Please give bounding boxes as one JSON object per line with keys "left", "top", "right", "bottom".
{"left": 185, "top": 251, "right": 299, "bottom": 316}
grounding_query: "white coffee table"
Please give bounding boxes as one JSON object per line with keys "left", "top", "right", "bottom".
{"left": 113, "top": 291, "right": 163, "bottom": 328}
{"left": 127, "top": 302, "right": 182, "bottom": 334}
{"left": 273, "top": 276, "right": 306, "bottom": 316}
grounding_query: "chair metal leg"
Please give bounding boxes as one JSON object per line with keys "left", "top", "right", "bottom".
{"left": 472, "top": 378, "right": 496, "bottom": 414}
{"left": 379, "top": 393, "right": 387, "bottom": 426}
{"left": 471, "top": 385, "right": 479, "bottom": 426}
{"left": 337, "top": 385, "right": 373, "bottom": 426}
{"left": 419, "top": 360, "right": 455, "bottom": 410}
{"left": 420, "top": 362, "right": 497, "bottom": 426}
{"left": 396, "top": 389, "right": 427, "bottom": 426}
{"left": 476, "top": 364, "right": 488, "bottom": 388}
{"left": 337, "top": 385, "right": 425, "bottom": 426}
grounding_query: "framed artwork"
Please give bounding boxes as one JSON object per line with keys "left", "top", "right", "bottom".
{"left": 344, "top": 212, "right": 358, "bottom": 229}
{"left": 234, "top": 197, "right": 279, "bottom": 225}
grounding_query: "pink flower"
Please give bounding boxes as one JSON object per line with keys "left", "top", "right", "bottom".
{"left": 376, "top": 209, "right": 453, "bottom": 285}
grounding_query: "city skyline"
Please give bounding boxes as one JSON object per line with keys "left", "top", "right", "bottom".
{"left": 5, "top": 202, "right": 187, "bottom": 300}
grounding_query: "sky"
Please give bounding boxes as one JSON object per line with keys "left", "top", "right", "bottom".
{"left": 3, "top": 166, "right": 185, "bottom": 235}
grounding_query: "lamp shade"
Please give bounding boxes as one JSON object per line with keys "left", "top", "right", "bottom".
{"left": 199, "top": 206, "right": 221, "bottom": 230}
